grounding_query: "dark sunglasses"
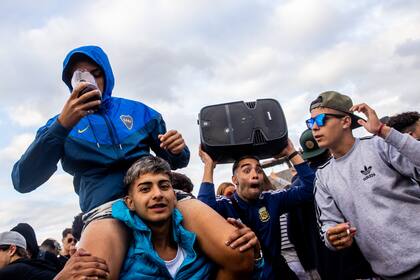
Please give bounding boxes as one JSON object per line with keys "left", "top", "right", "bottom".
{"left": 66, "top": 237, "right": 77, "bottom": 244}
{"left": 306, "top": 113, "right": 346, "bottom": 129}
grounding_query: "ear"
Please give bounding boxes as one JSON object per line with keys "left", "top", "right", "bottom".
{"left": 342, "top": 115, "right": 352, "bottom": 129}
{"left": 124, "top": 195, "right": 136, "bottom": 211}
{"left": 8, "top": 245, "right": 17, "bottom": 257}
{"left": 232, "top": 175, "right": 238, "bottom": 186}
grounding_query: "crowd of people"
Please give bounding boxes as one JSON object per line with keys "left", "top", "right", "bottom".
{"left": 0, "top": 45, "right": 419, "bottom": 280}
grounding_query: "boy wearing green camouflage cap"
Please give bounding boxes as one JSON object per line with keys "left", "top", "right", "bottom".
{"left": 308, "top": 91, "right": 420, "bottom": 279}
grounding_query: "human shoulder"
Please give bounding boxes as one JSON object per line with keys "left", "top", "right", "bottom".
{"left": 317, "top": 158, "right": 332, "bottom": 170}
{"left": 216, "top": 195, "right": 233, "bottom": 204}
{"left": 110, "top": 97, "right": 162, "bottom": 123}
{"left": 314, "top": 159, "right": 333, "bottom": 190}
{"left": 0, "top": 259, "right": 32, "bottom": 278}
{"left": 359, "top": 135, "right": 374, "bottom": 141}
{"left": 261, "top": 189, "right": 285, "bottom": 197}
{"left": 111, "top": 97, "right": 157, "bottom": 111}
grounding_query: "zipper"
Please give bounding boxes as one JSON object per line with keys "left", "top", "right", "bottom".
{"left": 99, "top": 113, "right": 120, "bottom": 157}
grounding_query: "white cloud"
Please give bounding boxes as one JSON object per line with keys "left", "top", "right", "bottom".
{"left": 1, "top": 0, "right": 420, "bottom": 242}
{"left": 0, "top": 133, "right": 35, "bottom": 161}
{"left": 7, "top": 105, "right": 45, "bottom": 127}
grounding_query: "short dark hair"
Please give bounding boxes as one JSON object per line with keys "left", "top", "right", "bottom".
{"left": 124, "top": 156, "right": 172, "bottom": 191}
{"left": 62, "top": 228, "right": 72, "bottom": 239}
{"left": 171, "top": 172, "right": 194, "bottom": 193}
{"left": 232, "top": 155, "right": 260, "bottom": 175}
{"left": 72, "top": 213, "right": 84, "bottom": 242}
{"left": 387, "top": 111, "right": 420, "bottom": 133}
{"left": 0, "top": 245, "right": 28, "bottom": 258}
{"left": 40, "top": 239, "right": 60, "bottom": 252}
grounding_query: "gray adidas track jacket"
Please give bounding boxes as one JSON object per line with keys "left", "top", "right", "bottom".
{"left": 314, "top": 128, "right": 420, "bottom": 279}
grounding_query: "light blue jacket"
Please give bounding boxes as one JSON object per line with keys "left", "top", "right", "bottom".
{"left": 112, "top": 200, "right": 213, "bottom": 280}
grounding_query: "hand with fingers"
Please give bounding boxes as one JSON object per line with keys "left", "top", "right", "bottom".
{"left": 53, "top": 248, "right": 110, "bottom": 280}
{"left": 275, "top": 138, "right": 295, "bottom": 158}
{"left": 350, "top": 103, "right": 390, "bottom": 138}
{"left": 158, "top": 130, "right": 186, "bottom": 155}
{"left": 199, "top": 145, "right": 216, "bottom": 170}
{"left": 58, "top": 82, "right": 102, "bottom": 129}
{"left": 326, "top": 222, "right": 357, "bottom": 250}
{"left": 275, "top": 138, "right": 304, "bottom": 165}
{"left": 225, "top": 218, "right": 262, "bottom": 259}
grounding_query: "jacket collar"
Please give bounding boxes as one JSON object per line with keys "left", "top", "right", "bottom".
{"left": 112, "top": 200, "right": 195, "bottom": 250}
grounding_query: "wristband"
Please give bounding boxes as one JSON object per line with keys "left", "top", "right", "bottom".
{"left": 254, "top": 249, "right": 263, "bottom": 262}
{"left": 287, "top": 151, "right": 299, "bottom": 161}
{"left": 377, "top": 123, "right": 385, "bottom": 136}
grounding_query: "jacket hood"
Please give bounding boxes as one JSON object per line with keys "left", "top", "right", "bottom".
{"left": 62, "top": 45, "right": 115, "bottom": 102}
{"left": 10, "top": 223, "right": 39, "bottom": 259}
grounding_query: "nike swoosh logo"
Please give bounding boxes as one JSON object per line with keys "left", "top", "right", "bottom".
{"left": 78, "top": 126, "right": 89, "bottom": 133}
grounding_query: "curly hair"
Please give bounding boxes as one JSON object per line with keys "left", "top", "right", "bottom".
{"left": 387, "top": 111, "right": 419, "bottom": 133}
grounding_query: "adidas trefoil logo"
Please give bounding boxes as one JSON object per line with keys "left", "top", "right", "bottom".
{"left": 360, "top": 165, "right": 372, "bottom": 175}
{"left": 360, "top": 165, "right": 375, "bottom": 181}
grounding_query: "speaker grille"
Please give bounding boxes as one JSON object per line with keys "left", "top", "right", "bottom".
{"left": 246, "top": 102, "right": 256, "bottom": 109}
{"left": 253, "top": 129, "right": 266, "bottom": 144}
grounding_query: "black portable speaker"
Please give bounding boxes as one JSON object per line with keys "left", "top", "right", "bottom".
{"left": 198, "top": 99, "right": 288, "bottom": 163}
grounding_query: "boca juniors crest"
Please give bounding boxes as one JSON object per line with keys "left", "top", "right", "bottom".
{"left": 120, "top": 115, "right": 133, "bottom": 130}
{"left": 258, "top": 206, "right": 270, "bottom": 222}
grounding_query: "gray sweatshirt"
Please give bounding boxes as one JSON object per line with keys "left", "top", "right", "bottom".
{"left": 314, "top": 128, "right": 420, "bottom": 279}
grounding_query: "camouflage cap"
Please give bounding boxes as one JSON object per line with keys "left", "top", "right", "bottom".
{"left": 309, "top": 91, "right": 363, "bottom": 129}
{"left": 299, "top": 129, "right": 327, "bottom": 160}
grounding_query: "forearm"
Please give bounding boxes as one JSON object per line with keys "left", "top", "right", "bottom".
{"left": 294, "top": 162, "right": 316, "bottom": 194}
{"left": 289, "top": 152, "right": 305, "bottom": 165}
{"left": 202, "top": 163, "right": 214, "bottom": 183}
{"left": 167, "top": 146, "right": 190, "bottom": 169}
{"left": 383, "top": 127, "right": 420, "bottom": 166}
{"left": 178, "top": 199, "right": 254, "bottom": 274}
{"left": 197, "top": 182, "right": 220, "bottom": 212}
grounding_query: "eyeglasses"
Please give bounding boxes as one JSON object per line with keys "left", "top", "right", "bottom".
{"left": 306, "top": 113, "right": 346, "bottom": 129}
{"left": 66, "top": 238, "right": 77, "bottom": 244}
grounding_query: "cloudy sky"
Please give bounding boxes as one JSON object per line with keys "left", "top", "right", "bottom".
{"left": 1, "top": 0, "right": 419, "bottom": 244}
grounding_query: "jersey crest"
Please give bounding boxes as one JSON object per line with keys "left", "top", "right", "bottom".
{"left": 258, "top": 206, "right": 270, "bottom": 222}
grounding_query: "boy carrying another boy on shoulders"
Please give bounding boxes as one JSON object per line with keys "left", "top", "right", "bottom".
{"left": 112, "top": 155, "right": 262, "bottom": 279}
{"left": 112, "top": 155, "right": 212, "bottom": 279}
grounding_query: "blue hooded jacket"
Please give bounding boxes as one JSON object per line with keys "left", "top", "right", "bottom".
{"left": 12, "top": 46, "right": 190, "bottom": 212}
{"left": 112, "top": 200, "right": 213, "bottom": 280}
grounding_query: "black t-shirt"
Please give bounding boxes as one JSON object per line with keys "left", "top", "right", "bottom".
{"left": 0, "top": 258, "right": 57, "bottom": 280}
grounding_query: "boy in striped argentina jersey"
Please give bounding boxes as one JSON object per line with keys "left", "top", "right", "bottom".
{"left": 198, "top": 138, "right": 316, "bottom": 280}
{"left": 310, "top": 91, "right": 420, "bottom": 280}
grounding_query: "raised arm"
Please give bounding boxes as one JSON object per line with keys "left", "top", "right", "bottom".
{"left": 12, "top": 119, "right": 67, "bottom": 192}
{"left": 148, "top": 115, "right": 190, "bottom": 170}
{"left": 351, "top": 103, "right": 420, "bottom": 180}
{"left": 270, "top": 139, "right": 316, "bottom": 212}
{"left": 12, "top": 82, "right": 102, "bottom": 193}
{"left": 197, "top": 146, "right": 222, "bottom": 211}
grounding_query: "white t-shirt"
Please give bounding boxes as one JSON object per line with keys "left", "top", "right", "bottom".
{"left": 164, "top": 245, "right": 186, "bottom": 278}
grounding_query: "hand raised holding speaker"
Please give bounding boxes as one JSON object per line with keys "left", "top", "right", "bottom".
{"left": 275, "top": 138, "right": 304, "bottom": 165}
